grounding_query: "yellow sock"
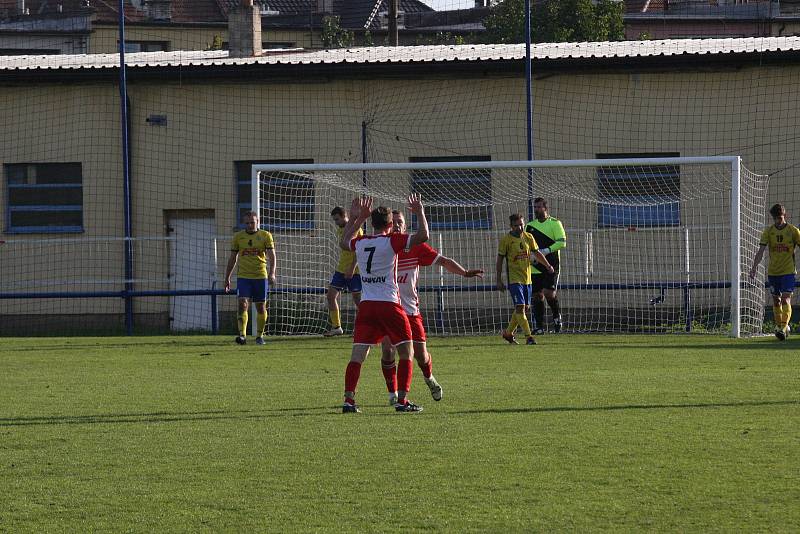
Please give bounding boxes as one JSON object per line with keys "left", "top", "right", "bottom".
{"left": 257, "top": 310, "right": 267, "bottom": 337}
{"left": 783, "top": 302, "right": 792, "bottom": 328}
{"left": 517, "top": 312, "right": 532, "bottom": 337}
{"left": 330, "top": 309, "right": 341, "bottom": 329}
{"left": 506, "top": 313, "right": 518, "bottom": 334}
{"left": 773, "top": 305, "right": 783, "bottom": 328}
{"left": 238, "top": 310, "right": 248, "bottom": 336}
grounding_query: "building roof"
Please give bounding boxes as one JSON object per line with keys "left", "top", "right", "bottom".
{"left": 3, "top": 37, "right": 800, "bottom": 75}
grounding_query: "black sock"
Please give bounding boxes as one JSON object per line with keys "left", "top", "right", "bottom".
{"left": 533, "top": 299, "right": 546, "bottom": 329}
{"left": 547, "top": 297, "right": 561, "bottom": 319}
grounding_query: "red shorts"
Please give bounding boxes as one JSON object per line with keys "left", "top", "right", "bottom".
{"left": 353, "top": 300, "right": 413, "bottom": 346}
{"left": 408, "top": 313, "right": 427, "bottom": 342}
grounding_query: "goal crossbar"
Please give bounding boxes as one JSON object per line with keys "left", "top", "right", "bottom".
{"left": 252, "top": 156, "right": 740, "bottom": 174}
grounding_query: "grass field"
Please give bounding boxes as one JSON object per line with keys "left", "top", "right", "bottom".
{"left": 1, "top": 334, "right": 798, "bottom": 532}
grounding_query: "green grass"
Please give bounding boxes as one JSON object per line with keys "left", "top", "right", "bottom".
{"left": 1, "top": 334, "right": 798, "bottom": 532}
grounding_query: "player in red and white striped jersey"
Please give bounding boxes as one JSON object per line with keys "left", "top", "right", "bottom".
{"left": 380, "top": 209, "right": 484, "bottom": 404}
{"left": 339, "top": 195, "right": 430, "bottom": 413}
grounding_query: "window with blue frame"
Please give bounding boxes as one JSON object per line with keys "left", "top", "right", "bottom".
{"left": 597, "top": 153, "right": 680, "bottom": 228}
{"left": 410, "top": 156, "right": 492, "bottom": 230}
{"left": 5, "top": 162, "right": 83, "bottom": 233}
{"left": 235, "top": 159, "right": 314, "bottom": 231}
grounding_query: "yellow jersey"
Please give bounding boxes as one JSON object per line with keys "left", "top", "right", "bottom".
{"left": 760, "top": 223, "right": 800, "bottom": 276}
{"left": 498, "top": 231, "right": 539, "bottom": 285}
{"left": 231, "top": 229, "right": 274, "bottom": 279}
{"left": 335, "top": 225, "right": 362, "bottom": 274}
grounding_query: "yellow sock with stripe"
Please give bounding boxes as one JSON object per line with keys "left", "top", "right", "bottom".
{"left": 783, "top": 302, "right": 792, "bottom": 328}
{"left": 257, "top": 310, "right": 267, "bottom": 337}
{"left": 330, "top": 309, "right": 341, "bottom": 329}
{"left": 506, "top": 314, "right": 518, "bottom": 334}
{"left": 773, "top": 305, "right": 783, "bottom": 329}
{"left": 237, "top": 310, "right": 248, "bottom": 336}
{"left": 517, "top": 312, "right": 532, "bottom": 337}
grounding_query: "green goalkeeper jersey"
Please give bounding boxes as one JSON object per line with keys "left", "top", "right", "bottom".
{"left": 525, "top": 216, "right": 566, "bottom": 274}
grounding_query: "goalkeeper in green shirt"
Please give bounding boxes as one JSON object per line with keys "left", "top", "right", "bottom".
{"left": 525, "top": 198, "right": 567, "bottom": 334}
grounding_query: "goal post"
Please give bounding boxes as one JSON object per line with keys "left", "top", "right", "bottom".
{"left": 252, "top": 157, "right": 768, "bottom": 338}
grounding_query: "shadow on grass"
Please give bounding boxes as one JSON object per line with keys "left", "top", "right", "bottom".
{"left": 3, "top": 399, "right": 798, "bottom": 426}
{"left": 0, "top": 407, "right": 333, "bottom": 427}
{"left": 451, "top": 399, "right": 800, "bottom": 416}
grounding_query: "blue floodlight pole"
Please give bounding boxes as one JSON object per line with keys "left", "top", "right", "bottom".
{"left": 118, "top": 0, "right": 134, "bottom": 334}
{"left": 525, "top": 0, "right": 534, "bottom": 222}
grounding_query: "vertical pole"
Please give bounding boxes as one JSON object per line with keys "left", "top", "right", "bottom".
{"left": 361, "top": 120, "right": 368, "bottom": 187}
{"left": 118, "top": 0, "right": 134, "bottom": 335}
{"left": 212, "top": 237, "right": 218, "bottom": 334}
{"left": 251, "top": 167, "right": 260, "bottom": 337}
{"left": 731, "top": 157, "right": 741, "bottom": 337}
{"left": 584, "top": 230, "right": 591, "bottom": 285}
{"left": 389, "top": 0, "right": 399, "bottom": 46}
{"left": 437, "top": 232, "right": 445, "bottom": 334}
{"left": 684, "top": 226, "right": 691, "bottom": 332}
{"left": 525, "top": 0, "right": 534, "bottom": 222}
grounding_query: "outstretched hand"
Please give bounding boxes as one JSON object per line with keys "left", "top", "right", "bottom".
{"left": 350, "top": 196, "right": 373, "bottom": 222}
{"left": 464, "top": 269, "right": 484, "bottom": 278}
{"left": 407, "top": 193, "right": 424, "bottom": 214}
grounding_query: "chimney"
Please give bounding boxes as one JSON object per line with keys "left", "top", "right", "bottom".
{"left": 144, "top": 0, "right": 171, "bottom": 21}
{"left": 315, "top": 0, "right": 333, "bottom": 14}
{"left": 228, "top": 0, "right": 262, "bottom": 58}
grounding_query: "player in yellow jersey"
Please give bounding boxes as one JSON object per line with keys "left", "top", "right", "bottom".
{"left": 224, "top": 211, "right": 276, "bottom": 346}
{"left": 749, "top": 203, "right": 800, "bottom": 340}
{"left": 496, "top": 213, "right": 554, "bottom": 345}
{"left": 324, "top": 207, "right": 363, "bottom": 337}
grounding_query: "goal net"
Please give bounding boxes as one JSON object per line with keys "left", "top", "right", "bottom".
{"left": 255, "top": 157, "right": 768, "bottom": 337}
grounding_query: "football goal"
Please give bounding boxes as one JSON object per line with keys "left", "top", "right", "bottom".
{"left": 253, "top": 157, "right": 769, "bottom": 337}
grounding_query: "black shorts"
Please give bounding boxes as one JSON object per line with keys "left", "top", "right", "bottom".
{"left": 532, "top": 271, "right": 559, "bottom": 293}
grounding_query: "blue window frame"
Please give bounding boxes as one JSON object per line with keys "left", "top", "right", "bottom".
{"left": 410, "top": 156, "right": 492, "bottom": 230}
{"left": 5, "top": 162, "right": 83, "bottom": 233}
{"left": 597, "top": 153, "right": 681, "bottom": 228}
{"left": 235, "top": 159, "right": 314, "bottom": 232}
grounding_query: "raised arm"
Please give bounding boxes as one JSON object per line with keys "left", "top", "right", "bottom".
{"left": 436, "top": 255, "right": 483, "bottom": 278}
{"left": 340, "top": 196, "right": 372, "bottom": 251}
{"left": 749, "top": 244, "right": 767, "bottom": 279}
{"left": 406, "top": 193, "right": 429, "bottom": 248}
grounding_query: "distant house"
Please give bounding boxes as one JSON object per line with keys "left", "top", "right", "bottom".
{"left": 624, "top": 0, "right": 800, "bottom": 40}
{"left": 0, "top": 0, "right": 486, "bottom": 54}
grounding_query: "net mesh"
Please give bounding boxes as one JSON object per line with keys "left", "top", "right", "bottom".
{"left": 1, "top": 3, "right": 797, "bottom": 337}
{"left": 257, "top": 160, "right": 769, "bottom": 336}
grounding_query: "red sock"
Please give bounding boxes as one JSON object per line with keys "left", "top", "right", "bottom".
{"left": 397, "top": 359, "right": 413, "bottom": 400}
{"left": 381, "top": 360, "right": 398, "bottom": 393}
{"left": 419, "top": 354, "right": 432, "bottom": 379}
{"left": 344, "top": 361, "right": 362, "bottom": 404}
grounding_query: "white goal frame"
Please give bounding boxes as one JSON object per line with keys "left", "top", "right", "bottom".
{"left": 252, "top": 156, "right": 748, "bottom": 337}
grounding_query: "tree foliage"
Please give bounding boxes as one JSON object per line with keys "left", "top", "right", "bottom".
{"left": 484, "top": 0, "right": 624, "bottom": 44}
{"left": 321, "top": 16, "right": 354, "bottom": 48}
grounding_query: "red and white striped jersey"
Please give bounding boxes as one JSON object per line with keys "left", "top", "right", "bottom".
{"left": 397, "top": 243, "right": 440, "bottom": 316}
{"left": 349, "top": 232, "right": 411, "bottom": 303}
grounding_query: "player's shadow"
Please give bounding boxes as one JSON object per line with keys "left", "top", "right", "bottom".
{"left": 573, "top": 340, "right": 800, "bottom": 351}
{"left": 0, "top": 407, "right": 332, "bottom": 427}
{"left": 451, "top": 398, "right": 799, "bottom": 416}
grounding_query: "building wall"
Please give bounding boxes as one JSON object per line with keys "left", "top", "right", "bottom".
{"left": 0, "top": 32, "right": 88, "bottom": 53}
{"left": 1, "top": 63, "right": 797, "bottom": 330}
{"left": 89, "top": 25, "right": 313, "bottom": 53}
